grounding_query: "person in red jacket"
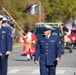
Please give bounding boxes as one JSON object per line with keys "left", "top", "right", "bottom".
{"left": 20, "top": 29, "right": 37, "bottom": 61}
{"left": 68, "top": 31, "right": 76, "bottom": 45}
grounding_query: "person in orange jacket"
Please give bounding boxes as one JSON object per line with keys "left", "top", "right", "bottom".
{"left": 20, "top": 29, "right": 37, "bottom": 61}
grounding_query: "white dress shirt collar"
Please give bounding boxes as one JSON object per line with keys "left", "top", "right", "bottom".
{"left": 47, "top": 33, "right": 51, "bottom": 38}
{"left": 46, "top": 33, "right": 51, "bottom": 39}
{"left": 0, "top": 25, "right": 1, "bottom": 29}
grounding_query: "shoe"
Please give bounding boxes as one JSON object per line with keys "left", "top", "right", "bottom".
{"left": 27, "top": 59, "right": 30, "bottom": 61}
{"left": 30, "top": 55, "right": 33, "bottom": 60}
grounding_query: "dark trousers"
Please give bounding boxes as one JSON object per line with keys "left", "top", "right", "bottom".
{"left": 0, "top": 54, "right": 8, "bottom": 75}
{"left": 40, "top": 63, "right": 56, "bottom": 75}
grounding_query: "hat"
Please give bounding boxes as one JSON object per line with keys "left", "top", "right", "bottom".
{"left": 0, "top": 15, "right": 4, "bottom": 20}
{"left": 2, "top": 17, "right": 7, "bottom": 21}
{"left": 2, "top": 17, "right": 7, "bottom": 24}
{"left": 44, "top": 24, "right": 54, "bottom": 31}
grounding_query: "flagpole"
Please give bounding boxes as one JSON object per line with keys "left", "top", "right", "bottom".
{"left": 2, "top": 7, "right": 24, "bottom": 33}
{"left": 39, "top": 2, "right": 41, "bottom": 22}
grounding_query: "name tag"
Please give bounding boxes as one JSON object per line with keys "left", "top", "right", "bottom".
{"left": 2, "top": 31, "right": 6, "bottom": 33}
{"left": 41, "top": 41, "right": 44, "bottom": 42}
{"left": 50, "top": 40, "right": 55, "bottom": 42}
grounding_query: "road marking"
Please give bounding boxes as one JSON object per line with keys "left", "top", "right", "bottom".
{"left": 8, "top": 69, "right": 20, "bottom": 73}
{"left": 32, "top": 69, "right": 65, "bottom": 74}
{"left": 8, "top": 66, "right": 75, "bottom": 74}
{"left": 32, "top": 69, "right": 39, "bottom": 73}
{"left": 56, "top": 70, "right": 65, "bottom": 74}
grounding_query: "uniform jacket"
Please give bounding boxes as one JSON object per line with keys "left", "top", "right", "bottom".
{"left": 34, "top": 34, "right": 62, "bottom": 65}
{"left": 0, "top": 26, "right": 12, "bottom": 53}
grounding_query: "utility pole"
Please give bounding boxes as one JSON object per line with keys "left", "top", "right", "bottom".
{"left": 39, "top": 2, "right": 41, "bottom": 22}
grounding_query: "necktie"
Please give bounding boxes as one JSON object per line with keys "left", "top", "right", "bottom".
{"left": 46, "top": 36, "right": 48, "bottom": 39}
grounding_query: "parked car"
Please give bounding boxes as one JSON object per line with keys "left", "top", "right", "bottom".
{"left": 33, "top": 26, "right": 61, "bottom": 36}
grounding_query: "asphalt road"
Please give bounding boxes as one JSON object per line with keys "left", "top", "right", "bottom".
{"left": 8, "top": 43, "right": 76, "bottom": 75}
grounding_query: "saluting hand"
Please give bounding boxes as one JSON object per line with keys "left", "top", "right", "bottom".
{"left": 0, "top": 53, "right": 2, "bottom": 56}
{"left": 6, "top": 51, "right": 11, "bottom": 55}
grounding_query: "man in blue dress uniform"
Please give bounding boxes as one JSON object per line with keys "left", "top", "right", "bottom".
{"left": 34, "top": 24, "right": 62, "bottom": 75}
{"left": 0, "top": 15, "right": 12, "bottom": 75}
